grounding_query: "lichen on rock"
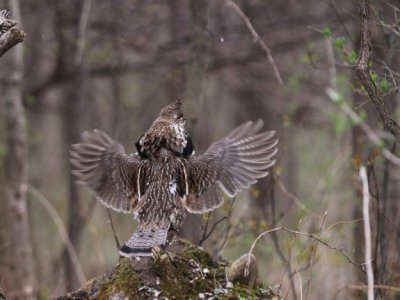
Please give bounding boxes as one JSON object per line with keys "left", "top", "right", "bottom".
{"left": 56, "top": 238, "right": 281, "bottom": 300}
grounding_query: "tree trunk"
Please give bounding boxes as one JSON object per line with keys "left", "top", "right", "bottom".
{"left": 52, "top": 0, "right": 89, "bottom": 291}
{"left": 62, "top": 87, "right": 85, "bottom": 292}
{"left": 180, "top": 0, "right": 208, "bottom": 244}
{"left": 0, "top": 1, "right": 36, "bottom": 298}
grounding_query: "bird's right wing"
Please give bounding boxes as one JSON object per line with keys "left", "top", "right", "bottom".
{"left": 183, "top": 120, "right": 278, "bottom": 213}
{"left": 70, "top": 130, "right": 141, "bottom": 214}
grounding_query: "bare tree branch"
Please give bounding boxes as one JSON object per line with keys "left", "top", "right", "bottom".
{"left": 106, "top": 209, "right": 121, "bottom": 250}
{"left": 355, "top": 0, "right": 400, "bottom": 143}
{"left": 223, "top": 0, "right": 284, "bottom": 85}
{"left": 28, "top": 185, "right": 86, "bottom": 285}
{"left": 327, "top": 88, "right": 400, "bottom": 167}
{"left": 0, "top": 10, "right": 25, "bottom": 57}
{"left": 245, "top": 226, "right": 367, "bottom": 278}
{"left": 305, "top": 212, "right": 328, "bottom": 299}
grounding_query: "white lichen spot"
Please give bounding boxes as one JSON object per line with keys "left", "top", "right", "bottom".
{"left": 203, "top": 268, "right": 209, "bottom": 274}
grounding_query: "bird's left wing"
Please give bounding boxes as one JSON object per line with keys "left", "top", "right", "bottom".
{"left": 70, "top": 130, "right": 141, "bottom": 214}
{"left": 183, "top": 120, "right": 278, "bottom": 213}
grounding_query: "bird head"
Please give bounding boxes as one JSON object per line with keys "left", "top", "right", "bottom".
{"left": 158, "top": 100, "right": 186, "bottom": 126}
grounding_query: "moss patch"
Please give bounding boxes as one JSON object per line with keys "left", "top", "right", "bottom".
{"left": 57, "top": 238, "right": 282, "bottom": 300}
{"left": 153, "top": 244, "right": 225, "bottom": 298}
{"left": 99, "top": 259, "right": 142, "bottom": 299}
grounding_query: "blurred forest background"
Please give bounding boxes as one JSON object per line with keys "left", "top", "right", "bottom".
{"left": 0, "top": 0, "right": 400, "bottom": 299}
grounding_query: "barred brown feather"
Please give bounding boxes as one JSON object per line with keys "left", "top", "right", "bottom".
{"left": 182, "top": 120, "right": 277, "bottom": 213}
{"left": 70, "top": 129, "right": 140, "bottom": 213}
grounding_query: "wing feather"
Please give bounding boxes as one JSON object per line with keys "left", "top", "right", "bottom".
{"left": 183, "top": 120, "right": 278, "bottom": 213}
{"left": 70, "top": 129, "right": 140, "bottom": 213}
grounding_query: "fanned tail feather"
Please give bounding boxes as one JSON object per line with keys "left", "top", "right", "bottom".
{"left": 119, "top": 223, "right": 170, "bottom": 257}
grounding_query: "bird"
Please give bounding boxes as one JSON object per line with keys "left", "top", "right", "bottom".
{"left": 70, "top": 101, "right": 278, "bottom": 257}
{"left": 135, "top": 100, "right": 193, "bottom": 159}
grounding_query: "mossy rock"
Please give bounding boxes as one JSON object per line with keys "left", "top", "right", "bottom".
{"left": 56, "top": 238, "right": 280, "bottom": 300}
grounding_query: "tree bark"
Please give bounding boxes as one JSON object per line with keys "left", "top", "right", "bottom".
{"left": 180, "top": 0, "right": 208, "bottom": 244}
{"left": 352, "top": 1, "right": 400, "bottom": 296}
{"left": 355, "top": 0, "right": 400, "bottom": 143}
{"left": 51, "top": 0, "right": 89, "bottom": 291}
{"left": 0, "top": 9, "right": 25, "bottom": 57}
{"left": 0, "top": 1, "right": 35, "bottom": 299}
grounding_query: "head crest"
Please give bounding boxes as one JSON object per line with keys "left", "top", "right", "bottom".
{"left": 159, "top": 100, "right": 183, "bottom": 118}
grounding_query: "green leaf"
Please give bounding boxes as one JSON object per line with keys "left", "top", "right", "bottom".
{"left": 322, "top": 27, "right": 332, "bottom": 37}
{"left": 331, "top": 112, "right": 349, "bottom": 136}
{"left": 359, "top": 109, "right": 367, "bottom": 121}
{"left": 299, "top": 53, "right": 312, "bottom": 65}
{"left": 379, "top": 78, "right": 390, "bottom": 93}
{"left": 333, "top": 37, "right": 345, "bottom": 49}
{"left": 348, "top": 50, "right": 357, "bottom": 64}
{"left": 370, "top": 71, "right": 379, "bottom": 84}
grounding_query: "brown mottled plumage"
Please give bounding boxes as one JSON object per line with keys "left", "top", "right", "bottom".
{"left": 70, "top": 101, "right": 278, "bottom": 257}
{"left": 136, "top": 100, "right": 193, "bottom": 159}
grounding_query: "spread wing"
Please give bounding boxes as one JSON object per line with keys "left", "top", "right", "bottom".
{"left": 70, "top": 129, "right": 140, "bottom": 213}
{"left": 183, "top": 120, "right": 278, "bottom": 213}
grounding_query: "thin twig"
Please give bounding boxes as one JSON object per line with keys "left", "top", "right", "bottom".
{"left": 304, "top": 212, "right": 328, "bottom": 299}
{"left": 199, "top": 212, "right": 212, "bottom": 246}
{"left": 286, "top": 247, "right": 316, "bottom": 300}
{"left": 333, "top": 284, "right": 400, "bottom": 300}
{"left": 107, "top": 208, "right": 120, "bottom": 250}
{"left": 27, "top": 185, "right": 86, "bottom": 284}
{"left": 348, "top": 284, "right": 400, "bottom": 293}
{"left": 245, "top": 227, "right": 282, "bottom": 277}
{"left": 199, "top": 215, "right": 228, "bottom": 246}
{"left": 223, "top": 0, "right": 284, "bottom": 85}
{"left": 216, "top": 198, "right": 236, "bottom": 254}
{"left": 74, "top": 0, "right": 92, "bottom": 66}
{"left": 325, "top": 37, "right": 336, "bottom": 90}
{"left": 245, "top": 226, "right": 367, "bottom": 278}
{"left": 326, "top": 88, "right": 400, "bottom": 167}
{"left": 323, "top": 218, "right": 363, "bottom": 236}
{"left": 360, "top": 167, "right": 374, "bottom": 300}
{"left": 275, "top": 175, "right": 322, "bottom": 220}
{"left": 282, "top": 219, "right": 303, "bottom": 300}
{"left": 267, "top": 178, "right": 298, "bottom": 300}
{"left": 279, "top": 219, "right": 303, "bottom": 290}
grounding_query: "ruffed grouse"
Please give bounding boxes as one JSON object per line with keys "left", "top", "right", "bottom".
{"left": 70, "top": 100, "right": 278, "bottom": 257}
